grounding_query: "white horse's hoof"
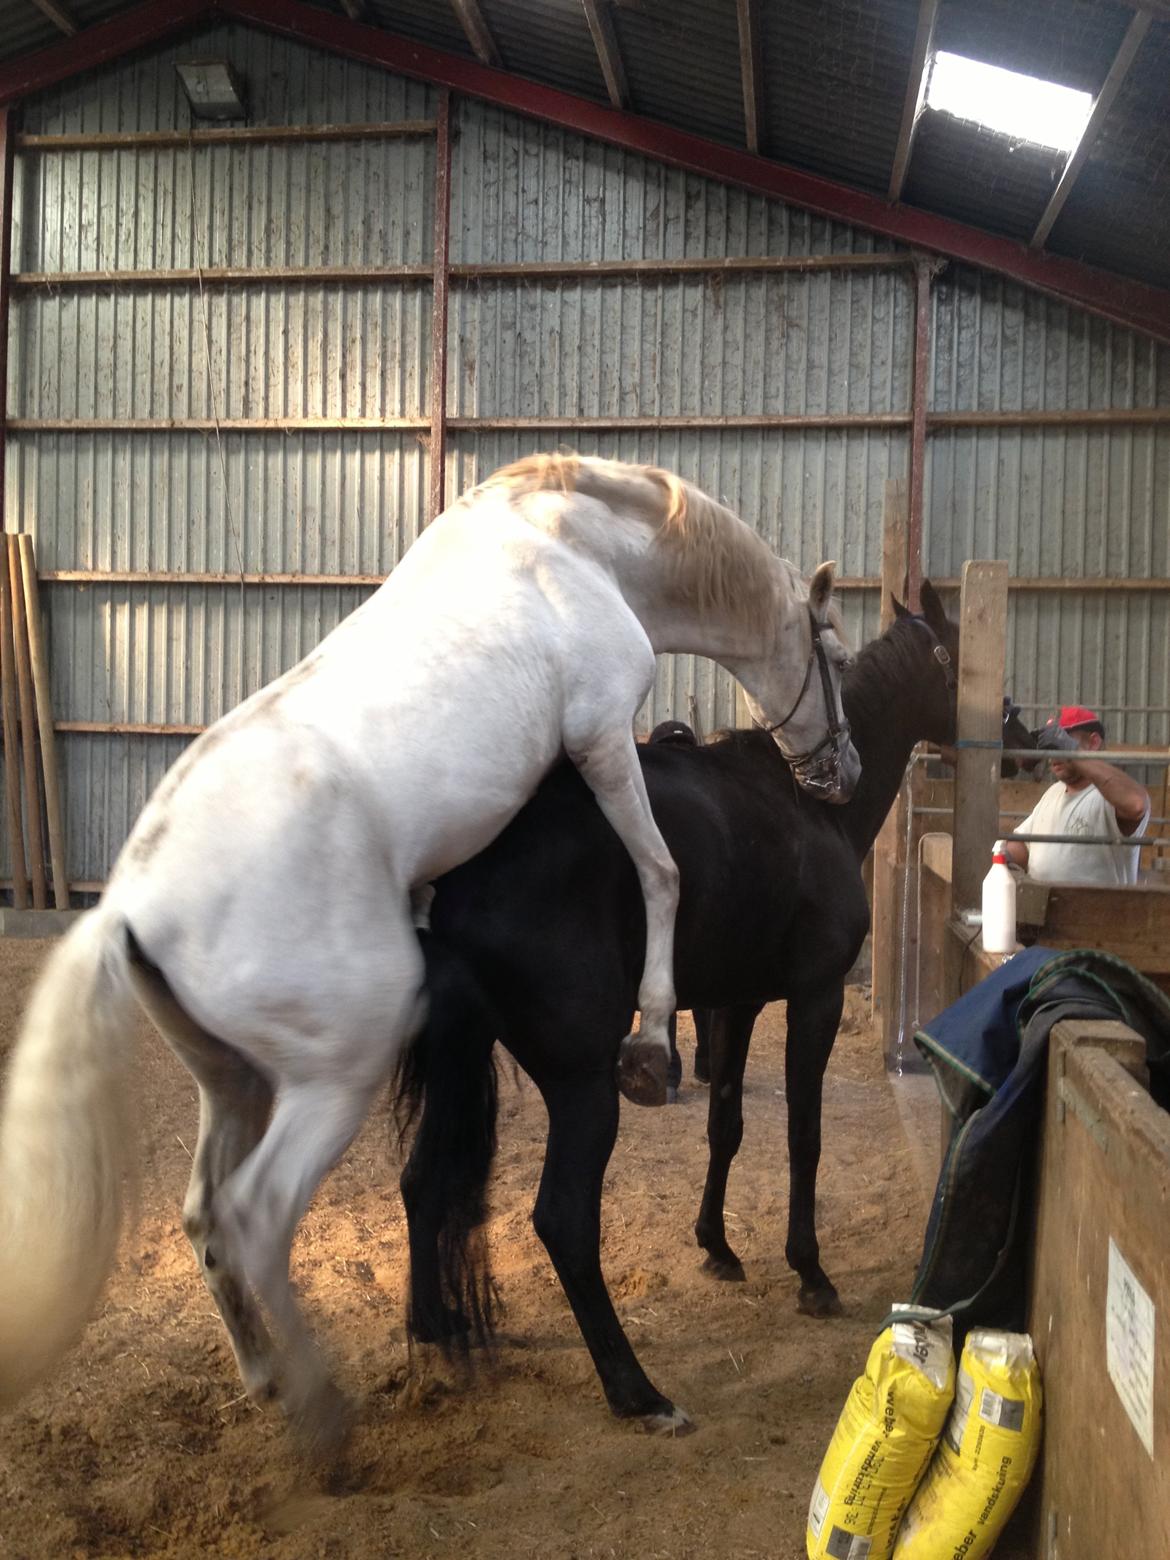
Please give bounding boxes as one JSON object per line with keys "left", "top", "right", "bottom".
{"left": 639, "top": 1404, "right": 695, "bottom": 1437}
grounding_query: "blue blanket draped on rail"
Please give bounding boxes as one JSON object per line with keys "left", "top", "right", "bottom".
{"left": 908, "top": 947, "right": 1170, "bottom": 1331}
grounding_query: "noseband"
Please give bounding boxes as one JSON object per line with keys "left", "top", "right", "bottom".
{"left": 753, "top": 606, "right": 851, "bottom": 796}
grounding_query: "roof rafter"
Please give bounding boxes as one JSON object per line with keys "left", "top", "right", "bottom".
{"left": 1031, "top": 8, "right": 1152, "bottom": 250}
{"left": 887, "top": 0, "right": 939, "bottom": 202}
{"left": 735, "top": 0, "right": 763, "bottom": 155}
{"left": 581, "top": 0, "right": 628, "bottom": 112}
{"left": 338, "top": 0, "right": 365, "bottom": 21}
{"left": 28, "top": 0, "right": 77, "bottom": 35}
{"left": 449, "top": 0, "right": 501, "bottom": 70}
{"left": 0, "top": 0, "right": 1167, "bottom": 343}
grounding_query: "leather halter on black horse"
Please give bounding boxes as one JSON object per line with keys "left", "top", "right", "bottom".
{"left": 753, "top": 604, "right": 852, "bottom": 798}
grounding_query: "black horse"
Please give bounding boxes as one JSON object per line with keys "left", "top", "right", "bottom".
{"left": 397, "top": 583, "right": 959, "bottom": 1433}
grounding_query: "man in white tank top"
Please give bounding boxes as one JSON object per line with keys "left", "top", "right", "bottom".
{"left": 1003, "top": 706, "right": 1151, "bottom": 886}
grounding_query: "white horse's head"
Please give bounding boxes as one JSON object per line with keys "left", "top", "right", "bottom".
{"left": 741, "top": 561, "right": 861, "bottom": 804}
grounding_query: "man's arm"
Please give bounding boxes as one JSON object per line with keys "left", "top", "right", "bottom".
{"left": 1061, "top": 758, "right": 1150, "bottom": 835}
{"left": 1003, "top": 837, "right": 1030, "bottom": 869}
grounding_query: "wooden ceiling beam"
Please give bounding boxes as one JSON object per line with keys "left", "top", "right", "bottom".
{"left": 450, "top": 0, "right": 501, "bottom": 69}
{"left": 888, "top": 0, "right": 939, "bottom": 202}
{"left": 1031, "top": 8, "right": 1152, "bottom": 249}
{"left": 581, "top": 0, "right": 628, "bottom": 111}
{"left": 27, "top": 0, "right": 78, "bottom": 35}
{"left": 735, "top": 0, "right": 763, "bottom": 155}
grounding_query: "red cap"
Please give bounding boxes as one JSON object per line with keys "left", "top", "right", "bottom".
{"left": 1046, "top": 705, "right": 1101, "bottom": 732}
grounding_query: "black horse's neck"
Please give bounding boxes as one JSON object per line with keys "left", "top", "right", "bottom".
{"left": 837, "top": 621, "right": 946, "bottom": 859}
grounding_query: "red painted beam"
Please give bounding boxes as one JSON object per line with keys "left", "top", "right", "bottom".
{"left": 0, "top": 0, "right": 213, "bottom": 105}
{"left": 219, "top": 0, "right": 1170, "bottom": 344}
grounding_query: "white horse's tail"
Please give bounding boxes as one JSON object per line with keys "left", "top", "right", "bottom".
{"left": 0, "top": 905, "right": 139, "bottom": 1407}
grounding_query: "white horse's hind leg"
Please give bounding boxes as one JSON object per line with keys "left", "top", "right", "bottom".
{"left": 213, "top": 1076, "right": 383, "bottom": 1454}
{"left": 126, "top": 945, "right": 280, "bottom": 1398}
{"left": 566, "top": 725, "right": 680, "bottom": 1107}
{"left": 184, "top": 1074, "right": 279, "bottom": 1401}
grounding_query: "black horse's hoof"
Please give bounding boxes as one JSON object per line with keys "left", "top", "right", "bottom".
{"left": 701, "top": 1252, "right": 746, "bottom": 1282}
{"left": 638, "top": 1404, "right": 695, "bottom": 1436}
{"left": 617, "top": 1035, "right": 668, "bottom": 1107}
{"left": 797, "top": 1284, "right": 842, "bottom": 1319}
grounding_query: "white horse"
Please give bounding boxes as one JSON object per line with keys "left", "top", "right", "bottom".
{"left": 0, "top": 454, "right": 858, "bottom": 1449}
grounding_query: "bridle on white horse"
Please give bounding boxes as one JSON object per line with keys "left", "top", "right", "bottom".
{"left": 753, "top": 604, "right": 853, "bottom": 797}
{"left": 754, "top": 605, "right": 957, "bottom": 796}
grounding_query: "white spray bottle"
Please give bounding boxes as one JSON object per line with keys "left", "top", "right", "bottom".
{"left": 981, "top": 840, "right": 1017, "bottom": 955}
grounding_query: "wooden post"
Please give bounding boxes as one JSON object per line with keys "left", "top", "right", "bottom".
{"left": 18, "top": 534, "right": 68, "bottom": 908}
{"left": 0, "top": 544, "right": 28, "bottom": 907}
{"left": 7, "top": 534, "right": 46, "bottom": 907}
{"left": 428, "top": 89, "right": 452, "bottom": 523}
{"left": 872, "top": 479, "right": 910, "bottom": 1058}
{"left": 951, "top": 559, "right": 1008, "bottom": 916}
{"left": 873, "top": 474, "right": 917, "bottom": 1060}
{"left": 907, "top": 256, "right": 932, "bottom": 611}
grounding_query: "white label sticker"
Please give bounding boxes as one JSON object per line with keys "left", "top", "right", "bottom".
{"left": 1106, "top": 1237, "right": 1156, "bottom": 1458}
{"left": 808, "top": 1478, "right": 830, "bottom": 1539}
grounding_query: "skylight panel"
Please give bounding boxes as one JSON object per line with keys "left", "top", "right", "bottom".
{"left": 925, "top": 51, "right": 1093, "bottom": 152}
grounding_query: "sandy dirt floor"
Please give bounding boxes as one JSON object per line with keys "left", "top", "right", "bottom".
{"left": 0, "top": 938, "right": 1031, "bottom": 1559}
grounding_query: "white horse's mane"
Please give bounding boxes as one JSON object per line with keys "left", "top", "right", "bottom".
{"left": 481, "top": 453, "right": 804, "bottom": 635}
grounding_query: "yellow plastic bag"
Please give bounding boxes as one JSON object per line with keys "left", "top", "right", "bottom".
{"left": 892, "top": 1329, "right": 1042, "bottom": 1560}
{"left": 807, "top": 1309, "right": 955, "bottom": 1560}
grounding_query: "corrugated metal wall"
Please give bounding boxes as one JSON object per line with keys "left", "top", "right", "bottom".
{"left": 2, "top": 24, "right": 1167, "bottom": 889}
{"left": 929, "top": 267, "right": 1170, "bottom": 747}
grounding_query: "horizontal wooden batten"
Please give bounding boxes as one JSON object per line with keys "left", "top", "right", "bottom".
{"left": 10, "top": 409, "right": 1170, "bottom": 434}
{"left": 15, "top": 119, "right": 436, "bottom": 150}
{"left": 36, "top": 571, "right": 1170, "bottom": 594}
{"left": 12, "top": 252, "right": 911, "bottom": 291}
{"left": 8, "top": 417, "right": 430, "bottom": 433}
{"left": 12, "top": 264, "right": 432, "bottom": 289}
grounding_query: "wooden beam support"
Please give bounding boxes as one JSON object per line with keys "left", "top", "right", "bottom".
{"left": 450, "top": 0, "right": 501, "bottom": 68}
{"left": 951, "top": 560, "right": 1008, "bottom": 917}
{"left": 907, "top": 255, "right": 932, "bottom": 610}
{"left": 581, "top": 0, "right": 629, "bottom": 112}
{"left": 888, "top": 0, "right": 939, "bottom": 202}
{"left": 735, "top": 0, "right": 764, "bottom": 155}
{"left": 1031, "top": 9, "right": 1152, "bottom": 250}
{"left": 338, "top": 0, "right": 365, "bottom": 19}
{"left": 872, "top": 478, "right": 911, "bottom": 1059}
{"left": 429, "top": 89, "right": 452, "bottom": 522}
{"left": 28, "top": 0, "right": 77, "bottom": 35}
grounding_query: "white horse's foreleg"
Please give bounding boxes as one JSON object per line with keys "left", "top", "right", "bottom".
{"left": 567, "top": 727, "right": 680, "bottom": 1106}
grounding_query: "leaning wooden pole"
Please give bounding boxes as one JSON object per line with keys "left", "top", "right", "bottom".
{"left": 0, "top": 547, "right": 28, "bottom": 908}
{"left": 18, "top": 534, "right": 68, "bottom": 908}
{"left": 951, "top": 560, "right": 1008, "bottom": 918}
{"left": 872, "top": 477, "right": 910, "bottom": 1058}
{"left": 7, "top": 533, "right": 47, "bottom": 908}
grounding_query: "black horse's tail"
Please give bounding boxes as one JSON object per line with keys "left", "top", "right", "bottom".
{"left": 394, "top": 933, "right": 501, "bottom": 1354}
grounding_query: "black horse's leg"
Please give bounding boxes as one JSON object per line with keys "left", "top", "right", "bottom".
{"left": 784, "top": 982, "right": 845, "bottom": 1317}
{"left": 532, "top": 1072, "right": 691, "bottom": 1434}
{"left": 692, "top": 1007, "right": 712, "bottom": 1084}
{"left": 666, "top": 1013, "right": 682, "bottom": 1103}
{"left": 694, "top": 1004, "right": 762, "bottom": 1281}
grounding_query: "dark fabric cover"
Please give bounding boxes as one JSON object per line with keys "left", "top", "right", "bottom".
{"left": 908, "top": 948, "right": 1170, "bottom": 1330}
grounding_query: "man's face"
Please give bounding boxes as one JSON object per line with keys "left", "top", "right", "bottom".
{"left": 1051, "top": 728, "right": 1101, "bottom": 784}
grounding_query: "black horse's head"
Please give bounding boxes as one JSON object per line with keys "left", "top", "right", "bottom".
{"left": 889, "top": 579, "right": 960, "bottom": 748}
{"left": 1001, "top": 699, "right": 1040, "bottom": 778}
